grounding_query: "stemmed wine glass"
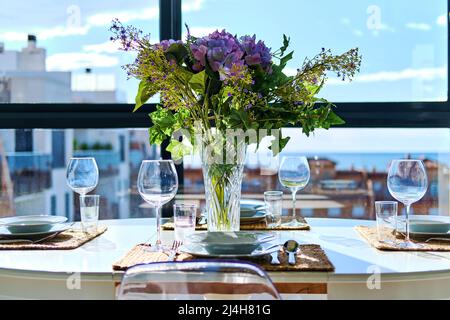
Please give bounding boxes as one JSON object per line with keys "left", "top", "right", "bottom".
{"left": 138, "top": 160, "right": 178, "bottom": 251}
{"left": 278, "top": 156, "right": 310, "bottom": 227}
{"left": 66, "top": 157, "right": 99, "bottom": 197}
{"left": 387, "top": 159, "right": 428, "bottom": 248}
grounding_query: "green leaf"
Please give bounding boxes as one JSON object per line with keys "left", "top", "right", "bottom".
{"left": 263, "top": 64, "right": 290, "bottom": 89}
{"left": 178, "top": 68, "right": 194, "bottom": 84}
{"left": 166, "top": 138, "right": 193, "bottom": 160}
{"left": 164, "top": 43, "right": 189, "bottom": 65}
{"left": 229, "top": 109, "right": 251, "bottom": 129}
{"left": 280, "top": 34, "right": 290, "bottom": 56}
{"left": 134, "top": 80, "right": 156, "bottom": 112}
{"left": 326, "top": 110, "right": 345, "bottom": 125}
{"left": 148, "top": 126, "right": 167, "bottom": 145}
{"left": 303, "top": 81, "right": 322, "bottom": 97}
{"left": 279, "top": 51, "right": 294, "bottom": 69}
{"left": 189, "top": 70, "right": 206, "bottom": 94}
{"left": 268, "top": 132, "right": 290, "bottom": 156}
{"left": 149, "top": 107, "right": 176, "bottom": 136}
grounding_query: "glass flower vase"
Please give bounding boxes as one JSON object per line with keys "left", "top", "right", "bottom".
{"left": 201, "top": 133, "right": 246, "bottom": 232}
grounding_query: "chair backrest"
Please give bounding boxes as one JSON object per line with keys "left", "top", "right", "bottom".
{"left": 117, "top": 260, "right": 281, "bottom": 300}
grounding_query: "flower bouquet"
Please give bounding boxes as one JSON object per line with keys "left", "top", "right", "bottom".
{"left": 111, "top": 20, "right": 361, "bottom": 231}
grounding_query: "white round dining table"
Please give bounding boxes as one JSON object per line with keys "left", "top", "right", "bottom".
{"left": 0, "top": 217, "right": 449, "bottom": 300}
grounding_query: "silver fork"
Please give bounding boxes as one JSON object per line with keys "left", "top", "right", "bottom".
{"left": 424, "top": 237, "right": 450, "bottom": 243}
{"left": 167, "top": 240, "right": 182, "bottom": 261}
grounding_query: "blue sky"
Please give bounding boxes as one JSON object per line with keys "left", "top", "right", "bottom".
{"left": 0, "top": 0, "right": 447, "bottom": 103}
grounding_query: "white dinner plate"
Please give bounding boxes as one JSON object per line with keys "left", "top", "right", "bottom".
{"left": 397, "top": 215, "right": 450, "bottom": 236}
{"left": 240, "top": 210, "right": 267, "bottom": 224}
{"left": 240, "top": 199, "right": 265, "bottom": 212}
{"left": 0, "top": 215, "right": 67, "bottom": 234}
{"left": 186, "top": 231, "right": 275, "bottom": 245}
{"left": 185, "top": 231, "right": 276, "bottom": 254}
{"left": 179, "top": 241, "right": 278, "bottom": 258}
{"left": 0, "top": 223, "right": 71, "bottom": 240}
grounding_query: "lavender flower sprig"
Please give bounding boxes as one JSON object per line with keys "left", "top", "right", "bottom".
{"left": 110, "top": 20, "right": 362, "bottom": 159}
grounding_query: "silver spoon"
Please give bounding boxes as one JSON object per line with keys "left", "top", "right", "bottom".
{"left": 283, "top": 240, "right": 299, "bottom": 265}
{"left": 270, "top": 249, "right": 280, "bottom": 265}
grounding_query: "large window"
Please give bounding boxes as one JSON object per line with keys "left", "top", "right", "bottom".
{"left": 184, "top": 0, "right": 448, "bottom": 102}
{"left": 0, "top": 0, "right": 449, "bottom": 221}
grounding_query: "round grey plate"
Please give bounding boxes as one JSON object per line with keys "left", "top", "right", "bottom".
{"left": 0, "top": 223, "right": 71, "bottom": 240}
{"left": 179, "top": 242, "right": 278, "bottom": 258}
{"left": 0, "top": 215, "right": 68, "bottom": 234}
{"left": 240, "top": 210, "right": 268, "bottom": 224}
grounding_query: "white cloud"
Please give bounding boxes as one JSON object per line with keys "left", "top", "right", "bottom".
{"left": 374, "top": 23, "right": 395, "bottom": 33}
{"left": 340, "top": 18, "right": 351, "bottom": 26}
{"left": 183, "top": 0, "right": 206, "bottom": 12}
{"left": 87, "top": 7, "right": 159, "bottom": 26}
{"left": 283, "top": 67, "right": 297, "bottom": 77}
{"left": 0, "top": 6, "right": 159, "bottom": 42}
{"left": 82, "top": 41, "right": 122, "bottom": 54}
{"left": 436, "top": 14, "right": 448, "bottom": 26}
{"left": 327, "top": 67, "right": 446, "bottom": 85}
{"left": 284, "top": 67, "right": 445, "bottom": 84}
{"left": 340, "top": 18, "right": 364, "bottom": 37}
{"left": 0, "top": 31, "right": 28, "bottom": 42}
{"left": 40, "top": 25, "right": 91, "bottom": 40}
{"left": 405, "top": 22, "right": 431, "bottom": 31}
{"left": 1, "top": 0, "right": 207, "bottom": 43}
{"left": 46, "top": 52, "right": 119, "bottom": 71}
{"left": 0, "top": 25, "right": 90, "bottom": 42}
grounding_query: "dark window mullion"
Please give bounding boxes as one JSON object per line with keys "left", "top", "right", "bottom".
{"left": 159, "top": 0, "right": 184, "bottom": 193}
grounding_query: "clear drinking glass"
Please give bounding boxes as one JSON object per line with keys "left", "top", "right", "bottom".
{"left": 375, "top": 201, "right": 398, "bottom": 244}
{"left": 66, "top": 157, "right": 99, "bottom": 222}
{"left": 174, "top": 203, "right": 197, "bottom": 242}
{"left": 278, "top": 156, "right": 310, "bottom": 227}
{"left": 264, "top": 191, "right": 283, "bottom": 228}
{"left": 66, "top": 157, "right": 99, "bottom": 195}
{"left": 387, "top": 159, "right": 428, "bottom": 248}
{"left": 138, "top": 160, "right": 178, "bottom": 251}
{"left": 80, "top": 195, "right": 100, "bottom": 233}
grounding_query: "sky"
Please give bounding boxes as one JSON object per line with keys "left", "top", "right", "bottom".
{"left": 0, "top": 0, "right": 449, "bottom": 153}
{"left": 0, "top": 0, "right": 447, "bottom": 103}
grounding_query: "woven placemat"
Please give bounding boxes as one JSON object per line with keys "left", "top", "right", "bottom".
{"left": 0, "top": 226, "right": 107, "bottom": 250}
{"left": 356, "top": 226, "right": 450, "bottom": 251}
{"left": 162, "top": 216, "right": 310, "bottom": 231}
{"left": 112, "top": 243, "right": 333, "bottom": 272}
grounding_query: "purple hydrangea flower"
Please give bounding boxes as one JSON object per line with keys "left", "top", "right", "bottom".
{"left": 155, "top": 39, "right": 183, "bottom": 51}
{"left": 190, "top": 30, "right": 245, "bottom": 79}
{"left": 240, "top": 35, "right": 272, "bottom": 73}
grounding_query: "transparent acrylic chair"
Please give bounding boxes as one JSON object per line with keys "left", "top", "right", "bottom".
{"left": 117, "top": 260, "right": 281, "bottom": 300}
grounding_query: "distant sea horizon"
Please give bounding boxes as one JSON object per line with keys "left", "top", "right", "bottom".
{"left": 297, "top": 152, "right": 444, "bottom": 172}
{"left": 185, "top": 152, "right": 448, "bottom": 173}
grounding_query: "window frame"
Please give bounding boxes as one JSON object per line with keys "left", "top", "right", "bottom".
{"left": 0, "top": 0, "right": 448, "bottom": 128}
{"left": 0, "top": 0, "right": 449, "bottom": 187}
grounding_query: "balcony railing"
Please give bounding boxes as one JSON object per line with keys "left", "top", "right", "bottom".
{"left": 6, "top": 152, "right": 52, "bottom": 172}
{"left": 6, "top": 152, "right": 52, "bottom": 196}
